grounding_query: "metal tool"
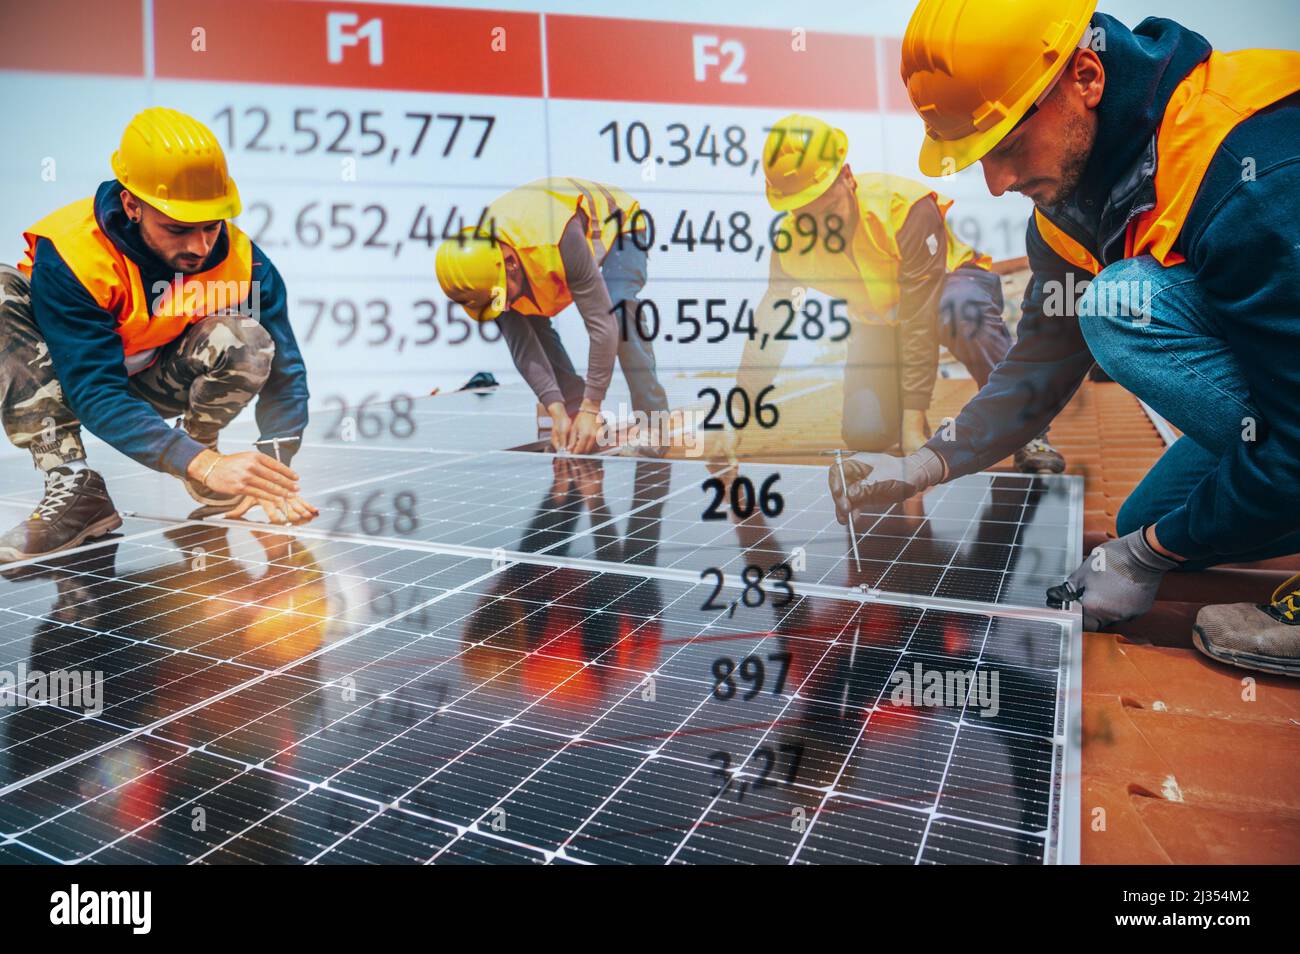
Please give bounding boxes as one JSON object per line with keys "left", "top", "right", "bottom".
{"left": 1045, "top": 580, "right": 1083, "bottom": 611}
{"left": 252, "top": 436, "right": 303, "bottom": 530}
{"left": 831, "top": 448, "right": 861, "bottom": 570}
{"left": 254, "top": 435, "right": 301, "bottom": 464}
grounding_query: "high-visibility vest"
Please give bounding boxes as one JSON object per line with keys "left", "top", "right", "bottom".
{"left": 19, "top": 197, "right": 254, "bottom": 357}
{"left": 775, "top": 173, "right": 989, "bottom": 322}
{"left": 490, "top": 177, "right": 641, "bottom": 318}
{"left": 1034, "top": 49, "right": 1300, "bottom": 275}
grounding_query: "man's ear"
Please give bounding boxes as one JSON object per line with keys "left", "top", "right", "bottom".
{"left": 1071, "top": 48, "right": 1105, "bottom": 110}
{"left": 120, "top": 190, "right": 142, "bottom": 223}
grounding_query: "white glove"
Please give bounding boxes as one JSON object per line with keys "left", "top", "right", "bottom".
{"left": 828, "top": 447, "right": 946, "bottom": 524}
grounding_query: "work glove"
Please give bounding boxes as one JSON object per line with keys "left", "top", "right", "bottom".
{"left": 1054, "top": 528, "right": 1180, "bottom": 630}
{"left": 828, "top": 446, "right": 946, "bottom": 524}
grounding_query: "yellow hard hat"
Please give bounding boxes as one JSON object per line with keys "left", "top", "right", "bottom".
{"left": 762, "top": 114, "right": 849, "bottom": 211}
{"left": 901, "top": 0, "right": 1098, "bottom": 176}
{"left": 435, "top": 231, "right": 507, "bottom": 322}
{"left": 111, "top": 107, "right": 241, "bottom": 222}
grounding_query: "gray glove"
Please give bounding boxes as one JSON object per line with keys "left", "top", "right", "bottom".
{"left": 1061, "top": 528, "right": 1180, "bottom": 630}
{"left": 828, "top": 447, "right": 946, "bottom": 524}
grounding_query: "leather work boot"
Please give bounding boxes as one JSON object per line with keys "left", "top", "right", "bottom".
{"left": 1014, "top": 438, "right": 1067, "bottom": 475}
{"left": 0, "top": 467, "right": 122, "bottom": 564}
{"left": 1193, "top": 572, "right": 1300, "bottom": 677}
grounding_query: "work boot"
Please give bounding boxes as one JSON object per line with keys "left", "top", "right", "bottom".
{"left": 1014, "top": 438, "right": 1066, "bottom": 475}
{"left": 1192, "top": 572, "right": 1300, "bottom": 677}
{"left": 0, "top": 467, "right": 122, "bottom": 564}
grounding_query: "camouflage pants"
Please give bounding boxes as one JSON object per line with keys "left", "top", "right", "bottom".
{"left": 0, "top": 264, "right": 274, "bottom": 473}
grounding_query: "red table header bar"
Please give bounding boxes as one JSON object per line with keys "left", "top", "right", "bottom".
{"left": 154, "top": 0, "right": 543, "bottom": 97}
{"left": 880, "top": 37, "right": 915, "bottom": 114}
{"left": 546, "top": 15, "right": 880, "bottom": 111}
{"left": 0, "top": 0, "right": 142, "bottom": 76}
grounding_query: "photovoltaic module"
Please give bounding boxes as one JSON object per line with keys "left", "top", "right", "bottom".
{"left": 0, "top": 390, "right": 1081, "bottom": 865}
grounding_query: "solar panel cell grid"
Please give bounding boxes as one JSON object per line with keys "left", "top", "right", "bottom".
{"left": 0, "top": 518, "right": 1076, "bottom": 864}
{"left": 0, "top": 390, "right": 1081, "bottom": 865}
{"left": 209, "top": 452, "right": 1076, "bottom": 613}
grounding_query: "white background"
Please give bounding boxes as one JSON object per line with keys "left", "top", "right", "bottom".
{"left": 1, "top": 0, "right": 1295, "bottom": 448}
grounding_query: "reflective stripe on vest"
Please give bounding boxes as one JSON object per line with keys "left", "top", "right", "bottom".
{"left": 1035, "top": 49, "right": 1300, "bottom": 276}
{"left": 776, "top": 172, "right": 991, "bottom": 320}
{"left": 489, "top": 177, "right": 640, "bottom": 318}
{"left": 1033, "top": 211, "right": 1102, "bottom": 274}
{"left": 19, "top": 197, "right": 254, "bottom": 356}
{"left": 564, "top": 177, "right": 625, "bottom": 263}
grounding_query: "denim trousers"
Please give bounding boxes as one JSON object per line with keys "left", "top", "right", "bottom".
{"left": 842, "top": 265, "right": 1014, "bottom": 450}
{"left": 542, "top": 244, "right": 669, "bottom": 416}
{"left": 1078, "top": 254, "right": 1300, "bottom": 569}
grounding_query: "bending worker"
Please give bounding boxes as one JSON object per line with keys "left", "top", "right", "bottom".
{"left": 738, "top": 113, "right": 1064, "bottom": 472}
{"left": 435, "top": 177, "right": 669, "bottom": 455}
{"left": 0, "top": 107, "right": 316, "bottom": 563}
{"left": 834, "top": 0, "right": 1300, "bottom": 674}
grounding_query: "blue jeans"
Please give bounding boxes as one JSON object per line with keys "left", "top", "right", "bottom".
{"left": 602, "top": 244, "right": 669, "bottom": 415}
{"left": 842, "top": 266, "right": 1015, "bottom": 450}
{"left": 1079, "top": 255, "right": 1300, "bottom": 569}
{"left": 523, "top": 244, "right": 668, "bottom": 417}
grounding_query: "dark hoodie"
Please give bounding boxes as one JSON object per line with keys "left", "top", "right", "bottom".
{"left": 925, "top": 13, "right": 1300, "bottom": 561}
{"left": 27, "top": 180, "right": 309, "bottom": 477}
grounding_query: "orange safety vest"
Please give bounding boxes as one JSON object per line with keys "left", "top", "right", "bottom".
{"left": 775, "top": 173, "right": 990, "bottom": 321}
{"left": 18, "top": 197, "right": 254, "bottom": 357}
{"left": 1035, "top": 49, "right": 1300, "bottom": 275}
{"left": 489, "top": 177, "right": 642, "bottom": 318}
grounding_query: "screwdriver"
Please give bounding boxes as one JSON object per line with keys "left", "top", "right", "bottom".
{"left": 832, "top": 449, "right": 861, "bottom": 570}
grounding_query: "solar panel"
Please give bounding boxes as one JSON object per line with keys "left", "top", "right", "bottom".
{"left": 0, "top": 525, "right": 1079, "bottom": 863}
{"left": 142, "top": 450, "right": 1072, "bottom": 612}
{"left": 0, "top": 392, "right": 1081, "bottom": 865}
{"left": 218, "top": 381, "right": 551, "bottom": 454}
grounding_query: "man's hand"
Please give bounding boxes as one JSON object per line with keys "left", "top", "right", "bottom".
{"left": 567, "top": 401, "right": 604, "bottom": 455}
{"left": 547, "top": 402, "right": 572, "bottom": 453}
{"left": 1060, "top": 527, "right": 1180, "bottom": 630}
{"left": 226, "top": 493, "right": 319, "bottom": 525}
{"left": 900, "top": 408, "right": 932, "bottom": 455}
{"left": 828, "top": 447, "right": 946, "bottom": 524}
{"left": 188, "top": 449, "right": 304, "bottom": 522}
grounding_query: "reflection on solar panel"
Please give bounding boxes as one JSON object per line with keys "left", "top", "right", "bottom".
{"left": 0, "top": 394, "right": 1081, "bottom": 865}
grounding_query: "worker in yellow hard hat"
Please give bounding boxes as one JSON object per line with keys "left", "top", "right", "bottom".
{"left": 835, "top": 0, "right": 1300, "bottom": 673}
{"left": 436, "top": 177, "right": 669, "bottom": 456}
{"left": 0, "top": 106, "right": 317, "bottom": 564}
{"left": 736, "top": 113, "right": 1064, "bottom": 471}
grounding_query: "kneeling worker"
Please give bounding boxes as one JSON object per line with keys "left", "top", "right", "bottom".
{"left": 837, "top": 0, "right": 1300, "bottom": 673}
{"left": 738, "top": 113, "right": 1064, "bottom": 471}
{"left": 0, "top": 107, "right": 316, "bottom": 563}
{"left": 435, "top": 177, "right": 669, "bottom": 455}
